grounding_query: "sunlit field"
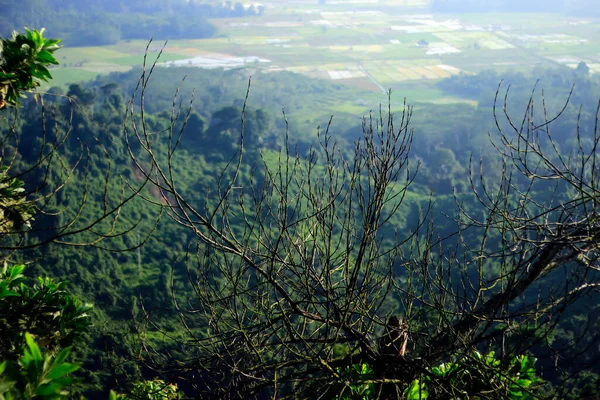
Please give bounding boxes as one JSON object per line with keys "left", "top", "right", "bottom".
{"left": 48, "top": 0, "right": 600, "bottom": 106}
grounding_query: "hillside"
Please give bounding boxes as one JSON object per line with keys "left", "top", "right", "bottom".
{"left": 2, "top": 4, "right": 600, "bottom": 398}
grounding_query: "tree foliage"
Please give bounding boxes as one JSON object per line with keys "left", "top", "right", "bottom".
{"left": 6, "top": 27, "right": 600, "bottom": 398}
{"left": 0, "top": 29, "right": 160, "bottom": 397}
{"left": 0, "top": 29, "right": 60, "bottom": 109}
{"left": 0, "top": 264, "right": 92, "bottom": 361}
{"left": 0, "top": 333, "right": 79, "bottom": 400}
{"left": 0, "top": 0, "right": 263, "bottom": 47}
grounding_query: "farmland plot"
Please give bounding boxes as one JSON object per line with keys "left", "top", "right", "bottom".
{"left": 46, "top": 0, "right": 600, "bottom": 107}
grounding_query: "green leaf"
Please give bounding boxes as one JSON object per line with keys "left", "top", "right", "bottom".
{"left": 52, "top": 347, "right": 72, "bottom": 367}
{"left": 44, "top": 39, "right": 61, "bottom": 48}
{"left": 515, "top": 378, "right": 532, "bottom": 388}
{"left": 0, "top": 288, "right": 20, "bottom": 298}
{"left": 36, "top": 382, "right": 64, "bottom": 396}
{"left": 9, "top": 264, "right": 25, "bottom": 279}
{"left": 21, "top": 348, "right": 33, "bottom": 366}
{"left": 0, "top": 72, "right": 19, "bottom": 80}
{"left": 32, "top": 30, "right": 43, "bottom": 48}
{"left": 0, "top": 380, "right": 16, "bottom": 394}
{"left": 29, "top": 65, "right": 51, "bottom": 81}
{"left": 47, "top": 363, "right": 79, "bottom": 379}
{"left": 25, "top": 333, "right": 42, "bottom": 362}
{"left": 37, "top": 50, "right": 58, "bottom": 65}
{"left": 404, "top": 379, "right": 429, "bottom": 400}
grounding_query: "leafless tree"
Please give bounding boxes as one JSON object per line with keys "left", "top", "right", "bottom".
{"left": 129, "top": 55, "right": 600, "bottom": 398}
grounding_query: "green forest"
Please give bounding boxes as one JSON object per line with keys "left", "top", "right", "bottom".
{"left": 3, "top": 3, "right": 600, "bottom": 399}
{"left": 0, "top": 0, "right": 262, "bottom": 47}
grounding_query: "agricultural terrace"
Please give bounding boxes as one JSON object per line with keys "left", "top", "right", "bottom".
{"left": 48, "top": 0, "right": 600, "bottom": 104}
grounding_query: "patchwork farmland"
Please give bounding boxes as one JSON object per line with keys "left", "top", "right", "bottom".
{"left": 48, "top": 0, "right": 600, "bottom": 104}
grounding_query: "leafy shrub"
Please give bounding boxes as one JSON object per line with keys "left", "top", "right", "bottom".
{"left": 337, "top": 351, "right": 542, "bottom": 400}
{"left": 336, "top": 363, "right": 375, "bottom": 400}
{"left": 110, "top": 380, "right": 181, "bottom": 400}
{"left": 0, "top": 264, "right": 93, "bottom": 360}
{"left": 0, "top": 332, "right": 79, "bottom": 399}
{"left": 0, "top": 28, "right": 60, "bottom": 108}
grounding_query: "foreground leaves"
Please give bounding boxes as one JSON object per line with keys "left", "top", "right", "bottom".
{"left": 0, "top": 28, "right": 61, "bottom": 108}
{"left": 0, "top": 333, "right": 78, "bottom": 400}
{"left": 0, "top": 264, "right": 93, "bottom": 360}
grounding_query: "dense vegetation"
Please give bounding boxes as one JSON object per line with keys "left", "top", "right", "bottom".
{"left": 4, "top": 25, "right": 600, "bottom": 398}
{"left": 0, "top": 0, "right": 263, "bottom": 47}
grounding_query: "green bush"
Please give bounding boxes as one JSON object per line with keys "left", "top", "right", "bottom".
{"left": 0, "top": 264, "right": 93, "bottom": 360}
{"left": 0, "top": 28, "right": 60, "bottom": 108}
{"left": 337, "top": 351, "right": 542, "bottom": 400}
{"left": 0, "top": 332, "right": 79, "bottom": 400}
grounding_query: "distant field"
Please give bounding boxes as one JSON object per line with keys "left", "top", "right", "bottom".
{"left": 45, "top": 2, "right": 600, "bottom": 107}
{"left": 48, "top": 69, "right": 101, "bottom": 88}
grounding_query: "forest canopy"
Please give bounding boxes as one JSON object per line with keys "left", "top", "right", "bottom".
{"left": 3, "top": 18, "right": 600, "bottom": 399}
{"left": 0, "top": 0, "right": 263, "bottom": 46}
